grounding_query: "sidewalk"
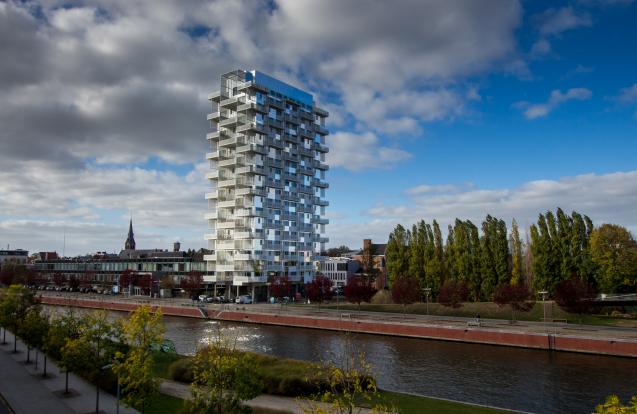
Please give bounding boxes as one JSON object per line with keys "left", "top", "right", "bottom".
{"left": 0, "top": 330, "right": 138, "bottom": 414}
{"left": 159, "top": 378, "right": 377, "bottom": 414}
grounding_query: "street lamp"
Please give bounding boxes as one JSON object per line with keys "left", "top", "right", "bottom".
{"left": 423, "top": 287, "right": 432, "bottom": 315}
{"left": 102, "top": 364, "right": 120, "bottom": 414}
{"left": 539, "top": 290, "right": 548, "bottom": 331}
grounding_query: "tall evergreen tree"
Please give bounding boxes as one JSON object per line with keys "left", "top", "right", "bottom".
{"left": 408, "top": 222, "right": 426, "bottom": 285}
{"left": 509, "top": 219, "right": 523, "bottom": 285}
{"left": 386, "top": 224, "right": 410, "bottom": 285}
{"left": 444, "top": 224, "right": 456, "bottom": 280}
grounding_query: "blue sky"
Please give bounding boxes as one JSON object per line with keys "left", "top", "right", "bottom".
{"left": 0, "top": 0, "right": 636, "bottom": 256}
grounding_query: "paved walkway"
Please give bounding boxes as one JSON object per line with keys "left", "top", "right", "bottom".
{"left": 0, "top": 330, "right": 138, "bottom": 414}
{"left": 159, "top": 378, "right": 378, "bottom": 414}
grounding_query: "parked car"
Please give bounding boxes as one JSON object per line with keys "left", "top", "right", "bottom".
{"left": 235, "top": 295, "right": 253, "bottom": 304}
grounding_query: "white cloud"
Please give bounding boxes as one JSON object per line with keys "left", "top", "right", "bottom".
{"left": 405, "top": 184, "right": 462, "bottom": 195}
{"left": 516, "top": 87, "right": 592, "bottom": 119}
{"left": 326, "top": 132, "right": 411, "bottom": 171}
{"left": 326, "top": 170, "right": 637, "bottom": 248}
{"left": 617, "top": 83, "right": 637, "bottom": 102}
{"left": 536, "top": 7, "right": 592, "bottom": 36}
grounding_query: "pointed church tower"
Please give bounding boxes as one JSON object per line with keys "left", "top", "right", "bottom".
{"left": 125, "top": 219, "right": 136, "bottom": 250}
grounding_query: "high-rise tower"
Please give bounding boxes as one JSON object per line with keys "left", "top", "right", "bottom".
{"left": 205, "top": 70, "right": 329, "bottom": 297}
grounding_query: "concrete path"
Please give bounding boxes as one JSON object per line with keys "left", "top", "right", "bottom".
{"left": 0, "top": 330, "right": 138, "bottom": 414}
{"left": 159, "top": 378, "right": 379, "bottom": 414}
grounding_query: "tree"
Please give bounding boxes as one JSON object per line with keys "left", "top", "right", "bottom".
{"left": 185, "top": 333, "right": 262, "bottom": 414}
{"left": 159, "top": 275, "right": 175, "bottom": 290}
{"left": 60, "top": 337, "right": 93, "bottom": 394}
{"left": 301, "top": 333, "right": 393, "bottom": 414}
{"left": 493, "top": 282, "right": 535, "bottom": 322}
{"left": 68, "top": 275, "right": 80, "bottom": 291}
{"left": 181, "top": 271, "right": 203, "bottom": 299}
{"left": 343, "top": 276, "right": 376, "bottom": 310}
{"left": 386, "top": 224, "right": 409, "bottom": 284}
{"left": 408, "top": 222, "right": 425, "bottom": 286}
{"left": 0, "top": 266, "right": 14, "bottom": 286}
{"left": 305, "top": 275, "right": 333, "bottom": 308}
{"left": 359, "top": 241, "right": 378, "bottom": 284}
{"left": 590, "top": 224, "right": 637, "bottom": 293}
{"left": 53, "top": 272, "right": 65, "bottom": 287}
{"left": 269, "top": 274, "right": 291, "bottom": 304}
{"left": 424, "top": 220, "right": 444, "bottom": 296}
{"left": 479, "top": 215, "right": 509, "bottom": 299}
{"left": 47, "top": 310, "right": 85, "bottom": 384}
{"left": 509, "top": 219, "right": 524, "bottom": 285}
{"left": 326, "top": 245, "right": 351, "bottom": 257}
{"left": 437, "top": 280, "right": 469, "bottom": 308}
{"left": 118, "top": 269, "right": 136, "bottom": 293}
{"left": 594, "top": 395, "right": 637, "bottom": 414}
{"left": 0, "top": 285, "right": 39, "bottom": 353}
{"left": 391, "top": 276, "right": 420, "bottom": 315}
{"left": 114, "top": 305, "right": 165, "bottom": 413}
{"left": 18, "top": 307, "right": 49, "bottom": 364}
{"left": 554, "top": 274, "right": 596, "bottom": 322}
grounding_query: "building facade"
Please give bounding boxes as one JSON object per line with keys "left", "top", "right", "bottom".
{"left": 352, "top": 239, "right": 388, "bottom": 290}
{"left": 0, "top": 249, "right": 29, "bottom": 268}
{"left": 205, "top": 70, "right": 329, "bottom": 295}
{"left": 316, "top": 256, "right": 359, "bottom": 288}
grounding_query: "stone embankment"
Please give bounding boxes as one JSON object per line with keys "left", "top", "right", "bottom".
{"left": 40, "top": 295, "right": 637, "bottom": 358}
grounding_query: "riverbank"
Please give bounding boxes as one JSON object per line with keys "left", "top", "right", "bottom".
{"left": 40, "top": 294, "right": 637, "bottom": 358}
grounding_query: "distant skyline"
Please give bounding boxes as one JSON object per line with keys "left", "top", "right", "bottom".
{"left": 1, "top": 0, "right": 636, "bottom": 256}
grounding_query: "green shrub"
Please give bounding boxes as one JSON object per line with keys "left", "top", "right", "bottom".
{"left": 169, "top": 358, "right": 194, "bottom": 383}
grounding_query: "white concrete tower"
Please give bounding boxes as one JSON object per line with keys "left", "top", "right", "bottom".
{"left": 204, "top": 70, "right": 329, "bottom": 298}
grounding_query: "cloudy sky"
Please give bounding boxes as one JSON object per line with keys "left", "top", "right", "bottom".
{"left": 1, "top": 0, "right": 636, "bottom": 256}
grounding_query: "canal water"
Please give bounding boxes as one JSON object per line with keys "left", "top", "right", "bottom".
{"left": 161, "top": 316, "right": 637, "bottom": 414}
{"left": 44, "top": 306, "right": 637, "bottom": 413}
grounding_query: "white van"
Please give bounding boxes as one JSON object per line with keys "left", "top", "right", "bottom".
{"left": 235, "top": 295, "right": 253, "bottom": 304}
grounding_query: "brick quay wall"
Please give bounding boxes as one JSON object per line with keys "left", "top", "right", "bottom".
{"left": 40, "top": 296, "right": 637, "bottom": 358}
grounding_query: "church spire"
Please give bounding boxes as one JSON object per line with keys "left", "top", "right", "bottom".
{"left": 125, "top": 218, "right": 136, "bottom": 250}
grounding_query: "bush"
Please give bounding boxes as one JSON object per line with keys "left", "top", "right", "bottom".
{"left": 169, "top": 358, "right": 194, "bottom": 383}
{"left": 370, "top": 289, "right": 392, "bottom": 304}
{"left": 438, "top": 280, "right": 469, "bottom": 308}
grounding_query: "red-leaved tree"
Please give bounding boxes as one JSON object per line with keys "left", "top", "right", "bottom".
{"left": 493, "top": 282, "right": 535, "bottom": 322}
{"left": 68, "top": 275, "right": 80, "bottom": 291}
{"left": 269, "top": 275, "right": 292, "bottom": 303}
{"left": 52, "top": 272, "right": 65, "bottom": 287}
{"left": 344, "top": 276, "right": 376, "bottom": 310}
{"left": 554, "top": 274, "right": 596, "bottom": 323}
{"left": 305, "top": 274, "right": 333, "bottom": 309}
{"left": 0, "top": 267, "right": 14, "bottom": 286}
{"left": 118, "top": 269, "right": 136, "bottom": 293}
{"left": 181, "top": 271, "right": 203, "bottom": 299}
{"left": 438, "top": 280, "right": 470, "bottom": 308}
{"left": 391, "top": 276, "right": 421, "bottom": 315}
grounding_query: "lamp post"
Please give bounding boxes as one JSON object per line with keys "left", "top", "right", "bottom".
{"left": 539, "top": 290, "right": 548, "bottom": 332}
{"left": 423, "top": 287, "right": 432, "bottom": 316}
{"left": 102, "top": 364, "right": 120, "bottom": 414}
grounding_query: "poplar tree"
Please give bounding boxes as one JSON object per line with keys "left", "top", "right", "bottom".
{"left": 509, "top": 219, "right": 523, "bottom": 285}
{"left": 386, "top": 224, "right": 409, "bottom": 285}
{"left": 408, "top": 222, "right": 426, "bottom": 285}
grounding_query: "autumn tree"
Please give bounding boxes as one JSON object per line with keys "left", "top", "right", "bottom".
{"left": 344, "top": 276, "right": 376, "bottom": 310}
{"left": 594, "top": 395, "right": 637, "bottom": 414}
{"left": 181, "top": 271, "right": 203, "bottom": 299}
{"left": 493, "top": 282, "right": 535, "bottom": 322}
{"left": 18, "top": 307, "right": 49, "bottom": 364}
{"left": 0, "top": 285, "right": 39, "bottom": 352}
{"left": 269, "top": 274, "right": 292, "bottom": 304}
{"left": 509, "top": 219, "right": 524, "bottom": 285}
{"left": 305, "top": 275, "right": 333, "bottom": 309}
{"left": 114, "top": 305, "right": 165, "bottom": 413}
{"left": 68, "top": 275, "right": 80, "bottom": 291}
{"left": 47, "top": 310, "right": 85, "bottom": 384}
{"left": 301, "top": 333, "right": 392, "bottom": 414}
{"left": 185, "top": 332, "right": 262, "bottom": 414}
{"left": 52, "top": 272, "right": 65, "bottom": 287}
{"left": 437, "top": 280, "right": 469, "bottom": 308}
{"left": 590, "top": 224, "right": 637, "bottom": 293}
{"left": 554, "top": 274, "right": 596, "bottom": 322}
{"left": 391, "top": 276, "right": 421, "bottom": 315}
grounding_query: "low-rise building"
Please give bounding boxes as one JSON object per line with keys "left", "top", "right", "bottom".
{"left": 316, "top": 256, "right": 359, "bottom": 288}
{"left": 352, "top": 239, "right": 388, "bottom": 290}
{"left": 0, "top": 249, "right": 29, "bottom": 268}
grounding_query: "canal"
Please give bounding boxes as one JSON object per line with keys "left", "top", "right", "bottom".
{"left": 161, "top": 316, "right": 637, "bottom": 414}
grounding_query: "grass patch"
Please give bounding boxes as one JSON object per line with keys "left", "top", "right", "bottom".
{"left": 145, "top": 393, "right": 185, "bottom": 414}
{"left": 373, "top": 390, "right": 514, "bottom": 414}
{"left": 318, "top": 302, "right": 637, "bottom": 327}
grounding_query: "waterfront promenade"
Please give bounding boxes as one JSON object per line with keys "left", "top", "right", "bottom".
{"left": 0, "top": 330, "right": 138, "bottom": 414}
{"left": 40, "top": 292, "right": 637, "bottom": 358}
